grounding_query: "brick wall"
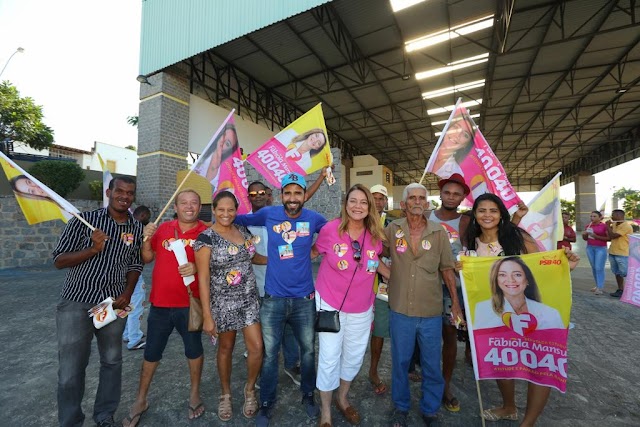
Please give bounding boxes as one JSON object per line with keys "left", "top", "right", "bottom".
{"left": 0, "top": 197, "right": 102, "bottom": 269}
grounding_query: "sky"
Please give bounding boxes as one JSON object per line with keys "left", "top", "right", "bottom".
{"left": 1, "top": 0, "right": 637, "bottom": 208}
{"left": 0, "top": 0, "right": 141, "bottom": 152}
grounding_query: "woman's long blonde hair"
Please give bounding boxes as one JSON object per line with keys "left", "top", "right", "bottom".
{"left": 338, "top": 184, "right": 386, "bottom": 244}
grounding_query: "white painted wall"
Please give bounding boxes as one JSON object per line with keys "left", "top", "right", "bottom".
{"left": 88, "top": 142, "right": 137, "bottom": 175}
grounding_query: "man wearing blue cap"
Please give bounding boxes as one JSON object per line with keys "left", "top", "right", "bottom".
{"left": 235, "top": 172, "right": 327, "bottom": 426}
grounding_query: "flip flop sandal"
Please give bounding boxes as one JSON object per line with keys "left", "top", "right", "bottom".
{"left": 242, "top": 384, "right": 258, "bottom": 418}
{"left": 188, "top": 402, "right": 205, "bottom": 420}
{"left": 123, "top": 406, "right": 148, "bottom": 427}
{"left": 368, "top": 377, "right": 388, "bottom": 395}
{"left": 442, "top": 396, "right": 460, "bottom": 412}
{"left": 218, "top": 394, "right": 233, "bottom": 422}
{"left": 482, "top": 408, "right": 519, "bottom": 421}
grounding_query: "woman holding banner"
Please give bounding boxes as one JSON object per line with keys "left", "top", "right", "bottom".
{"left": 284, "top": 128, "right": 327, "bottom": 172}
{"left": 194, "top": 191, "right": 266, "bottom": 421}
{"left": 311, "top": 184, "right": 389, "bottom": 427}
{"left": 462, "top": 193, "right": 579, "bottom": 425}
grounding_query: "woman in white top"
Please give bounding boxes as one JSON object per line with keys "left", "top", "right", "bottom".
{"left": 284, "top": 128, "right": 327, "bottom": 172}
{"left": 462, "top": 193, "right": 579, "bottom": 426}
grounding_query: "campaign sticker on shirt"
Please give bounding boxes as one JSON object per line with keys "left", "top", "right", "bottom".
{"left": 367, "top": 250, "right": 376, "bottom": 259}
{"left": 333, "top": 243, "right": 348, "bottom": 257}
{"left": 273, "top": 224, "right": 282, "bottom": 233}
{"left": 395, "top": 229, "right": 405, "bottom": 238}
{"left": 226, "top": 270, "right": 242, "bottom": 286}
{"left": 337, "top": 259, "right": 349, "bottom": 270}
{"left": 421, "top": 239, "right": 431, "bottom": 250}
{"left": 281, "top": 221, "right": 292, "bottom": 232}
{"left": 252, "top": 235, "right": 261, "bottom": 244}
{"left": 396, "top": 238, "right": 407, "bottom": 253}
{"left": 440, "top": 223, "right": 459, "bottom": 245}
{"left": 121, "top": 232, "right": 134, "bottom": 246}
{"left": 296, "top": 222, "right": 310, "bottom": 237}
{"left": 228, "top": 245, "right": 239, "bottom": 255}
{"left": 366, "top": 259, "right": 379, "bottom": 274}
{"left": 282, "top": 231, "right": 296, "bottom": 244}
{"left": 278, "top": 244, "right": 294, "bottom": 259}
{"left": 245, "top": 240, "right": 256, "bottom": 255}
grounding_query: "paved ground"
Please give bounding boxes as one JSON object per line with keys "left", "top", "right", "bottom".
{"left": 1, "top": 240, "right": 639, "bottom": 426}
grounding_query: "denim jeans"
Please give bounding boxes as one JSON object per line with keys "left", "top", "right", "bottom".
{"left": 123, "top": 276, "right": 145, "bottom": 348}
{"left": 259, "top": 293, "right": 316, "bottom": 404}
{"left": 57, "top": 298, "right": 126, "bottom": 426}
{"left": 282, "top": 323, "right": 300, "bottom": 369}
{"left": 390, "top": 310, "right": 444, "bottom": 416}
{"left": 586, "top": 245, "right": 607, "bottom": 289}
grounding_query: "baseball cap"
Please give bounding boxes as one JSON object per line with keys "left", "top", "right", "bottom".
{"left": 438, "top": 173, "right": 470, "bottom": 196}
{"left": 370, "top": 184, "right": 388, "bottom": 197}
{"left": 281, "top": 172, "right": 307, "bottom": 190}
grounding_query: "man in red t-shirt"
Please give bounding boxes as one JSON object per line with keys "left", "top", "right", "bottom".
{"left": 557, "top": 212, "right": 576, "bottom": 250}
{"left": 123, "top": 190, "right": 209, "bottom": 426}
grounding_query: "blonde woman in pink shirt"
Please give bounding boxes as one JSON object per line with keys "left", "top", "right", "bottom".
{"left": 312, "top": 184, "right": 389, "bottom": 427}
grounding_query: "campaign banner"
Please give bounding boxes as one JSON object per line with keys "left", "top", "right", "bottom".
{"left": 460, "top": 250, "right": 572, "bottom": 392}
{"left": 246, "top": 103, "right": 331, "bottom": 188}
{"left": 97, "top": 153, "right": 113, "bottom": 208}
{"left": 0, "top": 152, "right": 79, "bottom": 224}
{"left": 621, "top": 235, "right": 640, "bottom": 307}
{"left": 191, "top": 111, "right": 251, "bottom": 214}
{"left": 424, "top": 99, "right": 521, "bottom": 212}
{"left": 518, "top": 172, "right": 563, "bottom": 251}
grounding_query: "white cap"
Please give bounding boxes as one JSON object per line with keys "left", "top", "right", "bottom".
{"left": 370, "top": 184, "right": 388, "bottom": 197}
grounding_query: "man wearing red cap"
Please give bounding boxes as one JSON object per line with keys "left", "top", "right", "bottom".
{"left": 428, "top": 173, "right": 470, "bottom": 413}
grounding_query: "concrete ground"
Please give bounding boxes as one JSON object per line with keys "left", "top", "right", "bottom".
{"left": 1, "top": 240, "right": 639, "bottom": 426}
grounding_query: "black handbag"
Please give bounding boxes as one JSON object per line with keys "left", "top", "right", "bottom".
{"left": 315, "top": 309, "right": 340, "bottom": 333}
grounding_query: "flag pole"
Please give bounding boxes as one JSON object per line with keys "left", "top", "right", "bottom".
{"left": 71, "top": 212, "right": 96, "bottom": 231}
{"left": 152, "top": 170, "right": 195, "bottom": 225}
{"left": 476, "top": 380, "right": 486, "bottom": 427}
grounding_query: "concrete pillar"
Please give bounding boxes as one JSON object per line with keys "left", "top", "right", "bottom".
{"left": 136, "top": 71, "right": 190, "bottom": 219}
{"left": 574, "top": 172, "right": 596, "bottom": 231}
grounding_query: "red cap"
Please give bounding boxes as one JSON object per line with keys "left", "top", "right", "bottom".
{"left": 438, "top": 173, "right": 470, "bottom": 196}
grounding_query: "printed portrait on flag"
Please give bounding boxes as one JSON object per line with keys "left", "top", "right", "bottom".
{"left": 431, "top": 111, "right": 476, "bottom": 179}
{"left": 461, "top": 250, "right": 572, "bottom": 392}
{"left": 193, "top": 122, "right": 239, "bottom": 189}
{"left": 518, "top": 173, "right": 563, "bottom": 252}
{"left": 621, "top": 235, "right": 640, "bottom": 307}
{"left": 247, "top": 103, "right": 331, "bottom": 188}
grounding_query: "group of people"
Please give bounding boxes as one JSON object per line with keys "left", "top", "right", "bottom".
{"left": 53, "top": 170, "right": 580, "bottom": 427}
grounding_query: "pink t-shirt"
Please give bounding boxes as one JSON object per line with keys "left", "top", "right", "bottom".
{"left": 315, "top": 218, "right": 383, "bottom": 313}
{"left": 585, "top": 222, "right": 608, "bottom": 247}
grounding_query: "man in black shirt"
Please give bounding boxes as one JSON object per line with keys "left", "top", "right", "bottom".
{"left": 53, "top": 177, "right": 143, "bottom": 427}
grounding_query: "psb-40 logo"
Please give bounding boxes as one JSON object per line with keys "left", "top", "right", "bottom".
{"left": 539, "top": 255, "right": 561, "bottom": 265}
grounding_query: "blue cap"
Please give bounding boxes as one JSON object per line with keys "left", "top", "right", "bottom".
{"left": 281, "top": 172, "right": 307, "bottom": 190}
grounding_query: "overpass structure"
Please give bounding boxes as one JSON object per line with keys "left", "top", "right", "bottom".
{"left": 135, "top": 0, "right": 640, "bottom": 228}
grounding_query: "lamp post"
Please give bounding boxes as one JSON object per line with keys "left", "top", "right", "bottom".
{"left": 0, "top": 47, "right": 25, "bottom": 78}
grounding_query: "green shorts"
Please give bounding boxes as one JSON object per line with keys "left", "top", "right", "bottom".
{"left": 372, "top": 298, "right": 390, "bottom": 338}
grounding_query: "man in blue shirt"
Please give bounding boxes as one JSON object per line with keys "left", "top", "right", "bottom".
{"left": 235, "top": 172, "right": 327, "bottom": 427}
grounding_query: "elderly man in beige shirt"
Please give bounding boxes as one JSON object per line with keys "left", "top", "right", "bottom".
{"left": 384, "top": 183, "right": 463, "bottom": 427}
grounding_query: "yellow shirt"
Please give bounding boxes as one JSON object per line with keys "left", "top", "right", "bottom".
{"left": 609, "top": 221, "right": 633, "bottom": 256}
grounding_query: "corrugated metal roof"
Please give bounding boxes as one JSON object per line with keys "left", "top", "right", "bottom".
{"left": 140, "top": 0, "right": 331, "bottom": 75}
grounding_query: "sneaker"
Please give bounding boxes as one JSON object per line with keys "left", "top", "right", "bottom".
{"left": 421, "top": 413, "right": 440, "bottom": 426}
{"left": 594, "top": 289, "right": 603, "bottom": 295}
{"left": 301, "top": 392, "right": 319, "bottom": 419}
{"left": 610, "top": 289, "right": 623, "bottom": 298}
{"left": 283, "top": 365, "right": 301, "bottom": 386}
{"left": 128, "top": 338, "right": 146, "bottom": 350}
{"left": 255, "top": 402, "right": 273, "bottom": 427}
{"left": 96, "top": 416, "right": 116, "bottom": 427}
{"left": 389, "top": 408, "right": 408, "bottom": 427}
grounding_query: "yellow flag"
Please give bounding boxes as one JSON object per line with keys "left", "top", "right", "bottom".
{"left": 0, "top": 152, "right": 78, "bottom": 224}
{"left": 97, "top": 153, "right": 113, "bottom": 208}
{"left": 518, "top": 172, "right": 563, "bottom": 251}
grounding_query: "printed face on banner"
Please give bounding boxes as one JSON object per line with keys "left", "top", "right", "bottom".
{"left": 462, "top": 251, "right": 572, "bottom": 392}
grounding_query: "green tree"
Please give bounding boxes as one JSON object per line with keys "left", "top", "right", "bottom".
{"left": 622, "top": 192, "right": 640, "bottom": 218}
{"left": 125, "top": 145, "right": 136, "bottom": 151}
{"left": 127, "top": 115, "right": 138, "bottom": 127}
{"left": 88, "top": 180, "right": 103, "bottom": 201}
{"left": 0, "top": 81, "right": 54, "bottom": 150}
{"left": 29, "top": 160, "right": 84, "bottom": 197}
{"left": 612, "top": 187, "right": 636, "bottom": 200}
{"left": 561, "top": 199, "right": 575, "bottom": 222}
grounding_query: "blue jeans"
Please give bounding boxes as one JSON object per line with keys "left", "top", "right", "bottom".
{"left": 609, "top": 254, "right": 628, "bottom": 277}
{"left": 123, "top": 276, "right": 145, "bottom": 348}
{"left": 259, "top": 293, "right": 316, "bottom": 404}
{"left": 390, "top": 310, "right": 444, "bottom": 416}
{"left": 282, "top": 323, "right": 300, "bottom": 369}
{"left": 57, "top": 298, "right": 126, "bottom": 426}
{"left": 586, "top": 245, "right": 607, "bottom": 289}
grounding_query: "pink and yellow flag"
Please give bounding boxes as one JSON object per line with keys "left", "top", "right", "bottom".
{"left": 424, "top": 99, "right": 521, "bottom": 212}
{"left": 460, "top": 250, "right": 572, "bottom": 392}
{"left": 621, "top": 235, "right": 640, "bottom": 308}
{"left": 191, "top": 111, "right": 251, "bottom": 214}
{"left": 518, "top": 173, "right": 564, "bottom": 251}
{"left": 246, "top": 103, "right": 331, "bottom": 188}
{"left": 0, "top": 152, "right": 79, "bottom": 224}
{"left": 97, "top": 154, "right": 113, "bottom": 208}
